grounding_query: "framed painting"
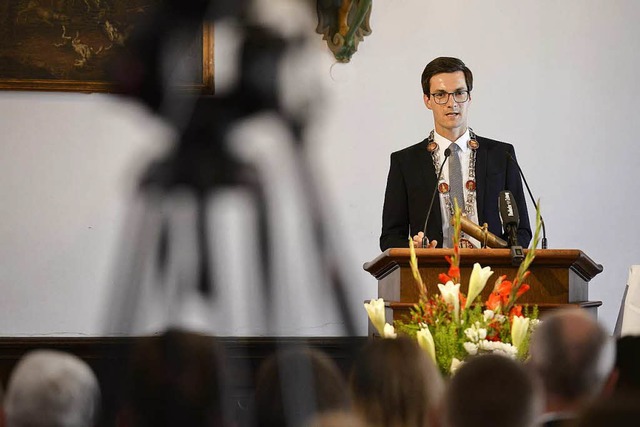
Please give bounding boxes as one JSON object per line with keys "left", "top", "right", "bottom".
{"left": 0, "top": 1, "right": 214, "bottom": 93}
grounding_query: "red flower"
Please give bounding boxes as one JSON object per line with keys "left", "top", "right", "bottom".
{"left": 509, "top": 305, "right": 523, "bottom": 319}
{"left": 448, "top": 265, "right": 460, "bottom": 280}
{"left": 497, "top": 280, "right": 513, "bottom": 297}
{"left": 515, "top": 284, "right": 530, "bottom": 299}
{"left": 439, "top": 273, "right": 451, "bottom": 284}
{"left": 492, "top": 275, "right": 508, "bottom": 291}
{"left": 486, "top": 292, "right": 502, "bottom": 311}
{"left": 458, "top": 293, "right": 467, "bottom": 308}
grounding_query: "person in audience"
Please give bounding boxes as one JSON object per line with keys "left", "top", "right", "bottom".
{"left": 528, "top": 308, "right": 618, "bottom": 427}
{"left": 254, "top": 347, "right": 350, "bottom": 427}
{"left": 306, "top": 410, "right": 367, "bottom": 427}
{"left": 572, "top": 394, "right": 640, "bottom": 427}
{"left": 444, "top": 354, "right": 541, "bottom": 427}
{"left": 4, "top": 349, "right": 100, "bottom": 427}
{"left": 349, "top": 337, "right": 444, "bottom": 427}
{"left": 117, "top": 329, "right": 227, "bottom": 427}
{"left": 614, "top": 335, "right": 640, "bottom": 394}
{"left": 0, "top": 383, "right": 5, "bottom": 427}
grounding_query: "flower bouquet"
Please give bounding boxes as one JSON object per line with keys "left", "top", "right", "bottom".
{"left": 365, "top": 203, "right": 542, "bottom": 374}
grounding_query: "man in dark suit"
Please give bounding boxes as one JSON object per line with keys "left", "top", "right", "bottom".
{"left": 380, "top": 57, "right": 532, "bottom": 250}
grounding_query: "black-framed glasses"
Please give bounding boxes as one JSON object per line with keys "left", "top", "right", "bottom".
{"left": 430, "top": 90, "right": 470, "bottom": 105}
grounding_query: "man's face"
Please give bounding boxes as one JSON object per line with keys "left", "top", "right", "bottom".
{"left": 423, "top": 71, "right": 471, "bottom": 139}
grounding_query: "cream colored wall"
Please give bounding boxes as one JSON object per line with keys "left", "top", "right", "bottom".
{"left": 0, "top": 0, "right": 638, "bottom": 335}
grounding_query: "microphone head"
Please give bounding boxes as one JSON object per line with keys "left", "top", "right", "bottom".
{"left": 499, "top": 190, "right": 520, "bottom": 227}
{"left": 444, "top": 148, "right": 452, "bottom": 157}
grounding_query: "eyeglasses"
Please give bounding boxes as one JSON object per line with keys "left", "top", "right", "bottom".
{"left": 430, "top": 90, "right": 470, "bottom": 105}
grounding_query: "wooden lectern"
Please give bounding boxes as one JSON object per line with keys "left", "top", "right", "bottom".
{"left": 363, "top": 248, "right": 603, "bottom": 323}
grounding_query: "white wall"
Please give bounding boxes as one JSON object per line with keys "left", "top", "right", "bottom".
{"left": 0, "top": 0, "right": 638, "bottom": 335}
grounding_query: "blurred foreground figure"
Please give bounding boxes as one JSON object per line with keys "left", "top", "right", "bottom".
{"left": 573, "top": 394, "right": 640, "bottom": 427}
{"left": 117, "top": 329, "right": 227, "bottom": 427}
{"left": 254, "top": 348, "right": 350, "bottom": 427}
{"left": 349, "top": 337, "right": 444, "bottom": 427}
{"left": 306, "top": 411, "right": 367, "bottom": 427}
{"left": 4, "top": 350, "right": 100, "bottom": 427}
{"left": 106, "top": 0, "right": 355, "bottom": 337}
{"left": 444, "top": 354, "right": 541, "bottom": 427}
{"left": 614, "top": 335, "right": 640, "bottom": 395}
{"left": 528, "top": 308, "right": 617, "bottom": 427}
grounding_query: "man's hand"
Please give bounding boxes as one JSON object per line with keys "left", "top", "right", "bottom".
{"left": 412, "top": 232, "right": 437, "bottom": 249}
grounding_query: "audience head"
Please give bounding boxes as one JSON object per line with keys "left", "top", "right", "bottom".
{"left": 614, "top": 335, "right": 640, "bottom": 394}
{"left": 120, "top": 329, "right": 225, "bottom": 427}
{"left": 573, "top": 394, "right": 640, "bottom": 427}
{"left": 4, "top": 349, "right": 100, "bottom": 427}
{"left": 349, "top": 337, "right": 444, "bottom": 427}
{"left": 306, "top": 411, "right": 367, "bottom": 427}
{"left": 445, "top": 354, "right": 540, "bottom": 427}
{"left": 528, "top": 308, "right": 616, "bottom": 410}
{"left": 254, "top": 347, "right": 350, "bottom": 427}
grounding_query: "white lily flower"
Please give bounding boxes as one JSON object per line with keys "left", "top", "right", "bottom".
{"left": 416, "top": 327, "right": 436, "bottom": 363}
{"left": 463, "top": 342, "right": 478, "bottom": 355}
{"left": 465, "top": 263, "right": 494, "bottom": 309}
{"left": 450, "top": 358, "right": 463, "bottom": 374}
{"left": 495, "top": 314, "right": 507, "bottom": 324}
{"left": 478, "top": 328, "right": 487, "bottom": 340}
{"left": 437, "top": 281, "right": 461, "bottom": 322}
{"left": 364, "top": 298, "right": 386, "bottom": 336}
{"left": 511, "top": 315, "right": 531, "bottom": 350}
{"left": 383, "top": 323, "right": 397, "bottom": 338}
{"left": 478, "top": 340, "right": 518, "bottom": 358}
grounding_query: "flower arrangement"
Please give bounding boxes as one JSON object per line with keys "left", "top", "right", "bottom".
{"left": 365, "top": 203, "right": 542, "bottom": 374}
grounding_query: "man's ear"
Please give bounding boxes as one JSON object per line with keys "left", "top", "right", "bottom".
{"left": 423, "top": 93, "right": 432, "bottom": 110}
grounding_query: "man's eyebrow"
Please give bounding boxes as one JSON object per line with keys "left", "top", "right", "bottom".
{"left": 433, "top": 88, "right": 467, "bottom": 93}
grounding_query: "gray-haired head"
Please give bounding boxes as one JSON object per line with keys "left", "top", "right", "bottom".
{"left": 528, "top": 308, "right": 615, "bottom": 403}
{"left": 4, "top": 350, "right": 100, "bottom": 427}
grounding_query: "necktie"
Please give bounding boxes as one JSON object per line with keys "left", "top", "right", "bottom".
{"left": 448, "top": 142, "right": 464, "bottom": 211}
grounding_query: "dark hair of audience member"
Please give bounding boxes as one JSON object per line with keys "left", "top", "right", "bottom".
{"left": 118, "top": 329, "right": 226, "bottom": 427}
{"left": 445, "top": 354, "right": 540, "bottom": 427}
{"left": 349, "top": 337, "right": 444, "bottom": 427}
{"left": 254, "top": 347, "right": 350, "bottom": 427}
{"left": 572, "top": 393, "right": 640, "bottom": 427}
{"left": 306, "top": 410, "right": 367, "bottom": 427}
{"left": 614, "top": 335, "right": 640, "bottom": 394}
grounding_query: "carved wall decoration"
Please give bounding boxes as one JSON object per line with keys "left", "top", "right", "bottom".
{"left": 316, "top": 0, "right": 372, "bottom": 63}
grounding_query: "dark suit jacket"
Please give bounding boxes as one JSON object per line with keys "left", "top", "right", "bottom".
{"left": 380, "top": 135, "right": 532, "bottom": 250}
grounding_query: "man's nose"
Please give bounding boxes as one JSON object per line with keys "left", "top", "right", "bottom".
{"left": 445, "top": 93, "right": 457, "bottom": 107}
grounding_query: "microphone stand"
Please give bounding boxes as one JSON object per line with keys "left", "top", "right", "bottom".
{"left": 506, "top": 151, "right": 547, "bottom": 249}
{"left": 421, "top": 148, "right": 451, "bottom": 248}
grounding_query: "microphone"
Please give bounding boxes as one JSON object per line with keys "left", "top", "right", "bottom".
{"left": 505, "top": 151, "right": 548, "bottom": 249}
{"left": 421, "top": 148, "right": 451, "bottom": 248}
{"left": 499, "top": 190, "right": 519, "bottom": 244}
{"left": 459, "top": 216, "right": 508, "bottom": 248}
{"left": 499, "top": 190, "right": 524, "bottom": 264}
